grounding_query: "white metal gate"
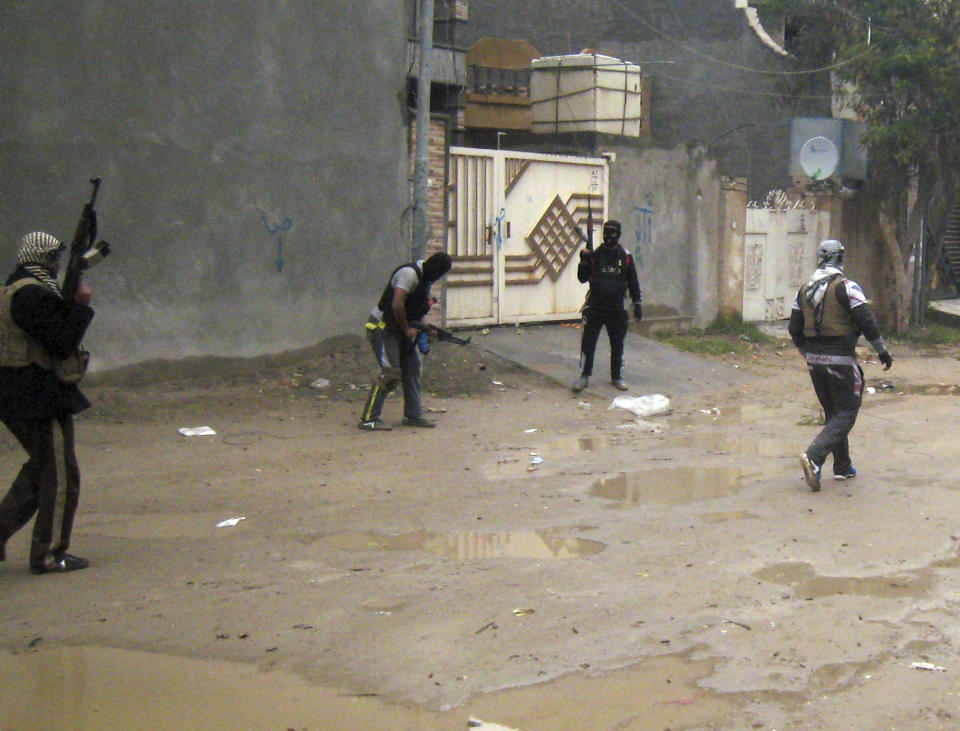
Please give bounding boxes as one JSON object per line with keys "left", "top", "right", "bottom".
{"left": 743, "top": 208, "right": 830, "bottom": 321}
{"left": 445, "top": 147, "right": 608, "bottom": 326}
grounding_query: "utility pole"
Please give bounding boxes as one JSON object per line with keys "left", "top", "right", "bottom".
{"left": 411, "top": 0, "right": 435, "bottom": 261}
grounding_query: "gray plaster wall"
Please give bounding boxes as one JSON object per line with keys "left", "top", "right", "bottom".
{"left": 0, "top": 2, "right": 408, "bottom": 370}
{"left": 606, "top": 144, "right": 720, "bottom": 327}
{"left": 460, "top": 0, "right": 826, "bottom": 200}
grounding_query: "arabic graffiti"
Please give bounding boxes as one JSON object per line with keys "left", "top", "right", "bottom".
{"left": 262, "top": 214, "right": 293, "bottom": 273}
{"left": 633, "top": 192, "right": 655, "bottom": 266}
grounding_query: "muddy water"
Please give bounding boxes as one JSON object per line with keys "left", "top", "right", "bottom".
{"left": 753, "top": 561, "right": 934, "bottom": 600}
{"left": 315, "top": 529, "right": 606, "bottom": 560}
{"left": 589, "top": 465, "right": 761, "bottom": 506}
{"left": 0, "top": 645, "right": 440, "bottom": 730}
{"left": 0, "top": 645, "right": 748, "bottom": 730}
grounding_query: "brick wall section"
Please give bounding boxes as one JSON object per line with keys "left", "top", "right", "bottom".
{"left": 409, "top": 117, "right": 450, "bottom": 258}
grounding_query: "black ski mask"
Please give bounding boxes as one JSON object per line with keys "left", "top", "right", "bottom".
{"left": 602, "top": 220, "right": 622, "bottom": 246}
{"left": 422, "top": 252, "right": 452, "bottom": 283}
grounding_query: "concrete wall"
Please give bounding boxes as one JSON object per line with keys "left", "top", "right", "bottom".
{"left": 459, "top": 0, "right": 826, "bottom": 200}
{"left": 0, "top": 2, "right": 409, "bottom": 370}
{"left": 719, "top": 178, "right": 748, "bottom": 317}
{"left": 606, "top": 143, "right": 721, "bottom": 328}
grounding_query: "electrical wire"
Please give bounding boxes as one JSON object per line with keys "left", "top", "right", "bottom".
{"left": 608, "top": 0, "right": 877, "bottom": 76}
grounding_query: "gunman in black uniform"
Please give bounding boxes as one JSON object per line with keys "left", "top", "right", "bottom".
{"left": 572, "top": 220, "right": 642, "bottom": 393}
{"left": 789, "top": 239, "right": 893, "bottom": 491}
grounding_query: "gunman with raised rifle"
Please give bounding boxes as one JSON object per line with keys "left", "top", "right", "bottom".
{"left": 571, "top": 203, "right": 642, "bottom": 393}
{"left": 0, "top": 177, "right": 112, "bottom": 574}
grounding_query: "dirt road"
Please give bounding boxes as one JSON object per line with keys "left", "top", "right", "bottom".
{"left": 2, "top": 329, "right": 960, "bottom": 730}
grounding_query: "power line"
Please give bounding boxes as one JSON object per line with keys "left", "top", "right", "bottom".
{"left": 657, "top": 73, "right": 859, "bottom": 102}
{"left": 608, "top": 0, "right": 876, "bottom": 76}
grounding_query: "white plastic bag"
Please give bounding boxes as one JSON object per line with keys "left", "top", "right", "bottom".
{"left": 607, "top": 393, "right": 670, "bottom": 417}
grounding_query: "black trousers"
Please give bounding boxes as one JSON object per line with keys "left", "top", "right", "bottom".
{"left": 805, "top": 358, "right": 863, "bottom": 473}
{"left": 0, "top": 414, "right": 80, "bottom": 571}
{"left": 579, "top": 308, "right": 629, "bottom": 380}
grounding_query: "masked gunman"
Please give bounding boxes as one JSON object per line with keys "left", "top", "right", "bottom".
{"left": 572, "top": 219, "right": 642, "bottom": 393}
{"left": 0, "top": 232, "right": 95, "bottom": 573}
{"left": 789, "top": 239, "right": 893, "bottom": 492}
{"left": 359, "top": 252, "right": 452, "bottom": 430}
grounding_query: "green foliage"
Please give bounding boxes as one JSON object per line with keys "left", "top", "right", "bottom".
{"left": 757, "top": 0, "right": 960, "bottom": 192}
{"left": 651, "top": 314, "right": 771, "bottom": 355}
{"left": 704, "top": 313, "right": 772, "bottom": 343}
{"left": 902, "top": 320, "right": 960, "bottom": 345}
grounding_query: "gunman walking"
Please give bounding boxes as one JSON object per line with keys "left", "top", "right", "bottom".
{"left": 0, "top": 233, "right": 96, "bottom": 573}
{"left": 789, "top": 239, "right": 892, "bottom": 491}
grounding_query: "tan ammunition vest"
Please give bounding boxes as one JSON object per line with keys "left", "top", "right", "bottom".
{"left": 799, "top": 277, "right": 856, "bottom": 337}
{"left": 0, "top": 277, "right": 88, "bottom": 383}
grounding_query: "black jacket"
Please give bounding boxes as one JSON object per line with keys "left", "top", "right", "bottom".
{"left": 0, "top": 268, "right": 94, "bottom": 420}
{"left": 577, "top": 244, "right": 641, "bottom": 311}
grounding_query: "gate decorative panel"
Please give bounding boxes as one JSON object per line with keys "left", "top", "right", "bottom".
{"left": 743, "top": 208, "right": 830, "bottom": 321}
{"left": 446, "top": 148, "right": 608, "bottom": 326}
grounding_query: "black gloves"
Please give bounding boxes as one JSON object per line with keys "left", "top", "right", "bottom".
{"left": 879, "top": 350, "right": 893, "bottom": 370}
{"left": 579, "top": 248, "right": 592, "bottom": 260}
{"left": 633, "top": 301, "right": 642, "bottom": 321}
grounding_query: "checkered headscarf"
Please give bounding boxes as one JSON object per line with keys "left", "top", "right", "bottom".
{"left": 16, "top": 231, "right": 64, "bottom": 295}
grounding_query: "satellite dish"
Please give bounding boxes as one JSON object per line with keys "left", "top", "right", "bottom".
{"left": 799, "top": 136, "right": 839, "bottom": 180}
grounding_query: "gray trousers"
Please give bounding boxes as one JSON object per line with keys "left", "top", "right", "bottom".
{"left": 804, "top": 354, "right": 862, "bottom": 473}
{"left": 361, "top": 324, "right": 423, "bottom": 422}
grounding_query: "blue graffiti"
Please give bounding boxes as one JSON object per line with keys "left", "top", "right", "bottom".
{"left": 633, "top": 206, "right": 654, "bottom": 247}
{"left": 262, "top": 214, "right": 293, "bottom": 273}
{"left": 495, "top": 208, "right": 506, "bottom": 250}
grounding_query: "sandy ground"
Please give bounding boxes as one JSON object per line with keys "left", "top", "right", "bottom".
{"left": 3, "top": 328, "right": 960, "bottom": 730}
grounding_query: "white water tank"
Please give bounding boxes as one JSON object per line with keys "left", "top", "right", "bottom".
{"left": 530, "top": 53, "right": 642, "bottom": 137}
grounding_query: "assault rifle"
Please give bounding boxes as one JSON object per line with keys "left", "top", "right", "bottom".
{"left": 61, "top": 177, "right": 111, "bottom": 300}
{"left": 410, "top": 320, "right": 471, "bottom": 346}
{"left": 577, "top": 195, "right": 595, "bottom": 252}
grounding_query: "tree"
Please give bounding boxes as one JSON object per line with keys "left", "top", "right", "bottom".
{"left": 758, "top": 0, "right": 960, "bottom": 331}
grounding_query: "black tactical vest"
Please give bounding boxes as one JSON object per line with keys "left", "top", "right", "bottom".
{"left": 378, "top": 263, "right": 432, "bottom": 327}
{"left": 588, "top": 245, "right": 630, "bottom": 307}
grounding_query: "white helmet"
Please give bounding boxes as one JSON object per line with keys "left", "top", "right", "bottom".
{"left": 817, "top": 239, "right": 844, "bottom": 269}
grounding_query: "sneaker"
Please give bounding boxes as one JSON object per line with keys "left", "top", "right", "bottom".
{"left": 612, "top": 378, "right": 628, "bottom": 391}
{"left": 572, "top": 376, "right": 589, "bottom": 393}
{"left": 800, "top": 453, "right": 822, "bottom": 492}
{"left": 358, "top": 419, "right": 392, "bottom": 431}
{"left": 401, "top": 416, "right": 435, "bottom": 428}
{"left": 31, "top": 553, "right": 89, "bottom": 574}
{"left": 834, "top": 466, "right": 857, "bottom": 481}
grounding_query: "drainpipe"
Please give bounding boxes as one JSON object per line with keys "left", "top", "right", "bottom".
{"left": 411, "top": 0, "right": 435, "bottom": 261}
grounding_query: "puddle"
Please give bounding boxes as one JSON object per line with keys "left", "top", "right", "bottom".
{"left": 0, "top": 645, "right": 754, "bottom": 731}
{"left": 753, "top": 561, "right": 933, "bottom": 599}
{"left": 462, "top": 649, "right": 752, "bottom": 730}
{"left": 0, "top": 645, "right": 440, "bottom": 730}
{"left": 318, "top": 529, "right": 605, "bottom": 560}
{"left": 588, "top": 466, "right": 758, "bottom": 507}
